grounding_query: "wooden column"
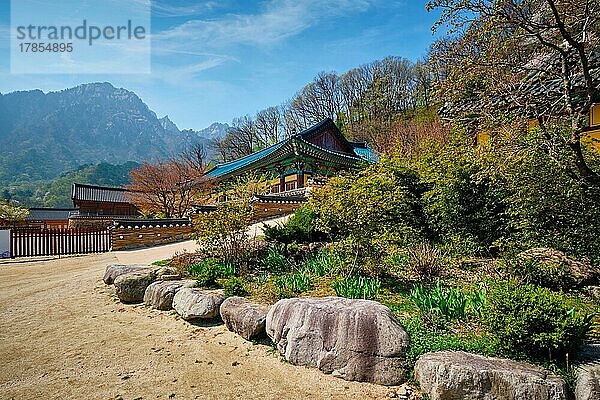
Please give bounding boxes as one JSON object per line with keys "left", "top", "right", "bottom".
{"left": 279, "top": 175, "right": 286, "bottom": 192}
{"left": 296, "top": 171, "right": 304, "bottom": 189}
{"left": 294, "top": 160, "right": 305, "bottom": 189}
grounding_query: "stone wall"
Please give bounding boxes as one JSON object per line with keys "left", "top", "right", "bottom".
{"left": 252, "top": 202, "right": 301, "bottom": 221}
{"left": 111, "top": 220, "right": 194, "bottom": 250}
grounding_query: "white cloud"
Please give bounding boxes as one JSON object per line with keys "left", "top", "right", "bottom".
{"left": 144, "top": 0, "right": 376, "bottom": 91}
{"left": 153, "top": 0, "right": 375, "bottom": 51}
{"left": 150, "top": 1, "right": 221, "bottom": 17}
{"left": 147, "top": 0, "right": 374, "bottom": 89}
{"left": 155, "top": 56, "right": 239, "bottom": 86}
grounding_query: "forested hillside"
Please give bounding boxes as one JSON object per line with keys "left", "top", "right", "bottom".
{"left": 214, "top": 57, "right": 431, "bottom": 161}
{"left": 0, "top": 82, "right": 229, "bottom": 206}
{"left": 3, "top": 162, "right": 140, "bottom": 208}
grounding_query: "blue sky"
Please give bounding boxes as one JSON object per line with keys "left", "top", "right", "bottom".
{"left": 0, "top": 1, "right": 441, "bottom": 129}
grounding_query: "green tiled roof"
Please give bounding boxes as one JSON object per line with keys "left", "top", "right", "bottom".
{"left": 350, "top": 141, "right": 379, "bottom": 163}
{"left": 205, "top": 118, "right": 376, "bottom": 179}
{"left": 206, "top": 141, "right": 285, "bottom": 178}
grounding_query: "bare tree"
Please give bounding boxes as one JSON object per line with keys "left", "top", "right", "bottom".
{"left": 313, "top": 72, "right": 344, "bottom": 120}
{"left": 414, "top": 59, "right": 433, "bottom": 108}
{"left": 215, "top": 116, "right": 258, "bottom": 161}
{"left": 180, "top": 142, "right": 207, "bottom": 171}
{"left": 288, "top": 71, "right": 345, "bottom": 130}
{"left": 126, "top": 160, "right": 211, "bottom": 218}
{"left": 255, "top": 106, "right": 286, "bottom": 144}
{"left": 340, "top": 63, "right": 374, "bottom": 126}
{"left": 215, "top": 56, "right": 432, "bottom": 158}
{"left": 429, "top": 0, "right": 600, "bottom": 185}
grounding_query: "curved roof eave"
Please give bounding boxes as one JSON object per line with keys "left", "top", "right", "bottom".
{"left": 207, "top": 137, "right": 362, "bottom": 181}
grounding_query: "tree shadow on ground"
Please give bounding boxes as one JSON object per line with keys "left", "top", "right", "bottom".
{"left": 187, "top": 317, "right": 223, "bottom": 328}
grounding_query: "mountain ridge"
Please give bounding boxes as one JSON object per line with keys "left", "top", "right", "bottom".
{"left": 0, "top": 82, "right": 229, "bottom": 186}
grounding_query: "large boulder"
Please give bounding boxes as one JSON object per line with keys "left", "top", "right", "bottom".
{"left": 114, "top": 269, "right": 157, "bottom": 303}
{"left": 575, "top": 345, "right": 600, "bottom": 400}
{"left": 414, "top": 351, "right": 568, "bottom": 400}
{"left": 266, "top": 296, "right": 410, "bottom": 385}
{"left": 155, "top": 266, "right": 179, "bottom": 280}
{"left": 220, "top": 297, "right": 270, "bottom": 340}
{"left": 143, "top": 280, "right": 197, "bottom": 310}
{"left": 103, "top": 264, "right": 151, "bottom": 284}
{"left": 172, "top": 288, "right": 226, "bottom": 320}
{"left": 518, "top": 248, "right": 599, "bottom": 287}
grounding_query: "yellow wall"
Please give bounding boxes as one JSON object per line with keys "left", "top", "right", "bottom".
{"left": 528, "top": 119, "right": 540, "bottom": 131}
{"left": 591, "top": 104, "right": 600, "bottom": 127}
{"left": 284, "top": 174, "right": 296, "bottom": 183}
{"left": 582, "top": 104, "right": 600, "bottom": 151}
{"left": 477, "top": 130, "right": 490, "bottom": 146}
{"left": 526, "top": 109, "right": 600, "bottom": 152}
{"left": 583, "top": 128, "right": 600, "bottom": 151}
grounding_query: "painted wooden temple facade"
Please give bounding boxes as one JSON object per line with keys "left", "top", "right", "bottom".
{"left": 199, "top": 118, "right": 376, "bottom": 219}
{"left": 205, "top": 118, "right": 376, "bottom": 197}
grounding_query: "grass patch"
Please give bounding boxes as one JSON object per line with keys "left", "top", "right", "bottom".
{"left": 274, "top": 271, "right": 314, "bottom": 299}
{"left": 332, "top": 275, "right": 381, "bottom": 300}
{"left": 400, "top": 315, "right": 499, "bottom": 366}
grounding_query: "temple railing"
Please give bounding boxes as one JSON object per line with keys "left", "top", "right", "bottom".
{"left": 270, "top": 187, "right": 309, "bottom": 198}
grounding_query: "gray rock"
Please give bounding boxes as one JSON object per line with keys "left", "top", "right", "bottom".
{"left": 518, "top": 248, "right": 599, "bottom": 287}
{"left": 103, "top": 264, "right": 151, "bottom": 284}
{"left": 587, "top": 286, "right": 600, "bottom": 300}
{"left": 158, "top": 274, "right": 181, "bottom": 281}
{"left": 143, "top": 280, "right": 197, "bottom": 310}
{"left": 266, "top": 296, "right": 409, "bottom": 385}
{"left": 575, "top": 345, "right": 600, "bottom": 400}
{"left": 220, "top": 297, "right": 270, "bottom": 340}
{"left": 414, "top": 351, "right": 568, "bottom": 400}
{"left": 172, "top": 288, "right": 226, "bottom": 320}
{"left": 114, "top": 269, "right": 157, "bottom": 303}
{"left": 155, "top": 267, "right": 179, "bottom": 280}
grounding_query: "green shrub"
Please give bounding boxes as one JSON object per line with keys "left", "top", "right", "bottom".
{"left": 384, "top": 252, "right": 409, "bottom": 270}
{"left": 411, "top": 136, "right": 507, "bottom": 256}
{"left": 189, "top": 258, "right": 236, "bottom": 288}
{"left": 410, "top": 282, "right": 486, "bottom": 320}
{"left": 223, "top": 276, "right": 248, "bottom": 297}
{"left": 301, "top": 251, "right": 340, "bottom": 277}
{"left": 332, "top": 275, "right": 381, "bottom": 300}
{"left": 308, "top": 159, "right": 428, "bottom": 254}
{"left": 261, "top": 245, "right": 290, "bottom": 272}
{"left": 263, "top": 206, "right": 325, "bottom": 244}
{"left": 274, "top": 271, "right": 313, "bottom": 298}
{"left": 482, "top": 280, "right": 593, "bottom": 360}
{"left": 194, "top": 174, "right": 271, "bottom": 266}
{"left": 481, "top": 128, "right": 600, "bottom": 264}
{"left": 401, "top": 315, "right": 499, "bottom": 366}
{"left": 194, "top": 201, "right": 253, "bottom": 264}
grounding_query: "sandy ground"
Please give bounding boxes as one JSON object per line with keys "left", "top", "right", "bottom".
{"left": 0, "top": 242, "right": 392, "bottom": 400}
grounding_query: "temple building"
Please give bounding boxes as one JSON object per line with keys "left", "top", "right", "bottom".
{"left": 24, "top": 208, "right": 78, "bottom": 229}
{"left": 205, "top": 118, "right": 377, "bottom": 198}
{"left": 198, "top": 118, "right": 377, "bottom": 219}
{"left": 71, "top": 183, "right": 138, "bottom": 217}
{"left": 439, "top": 51, "right": 600, "bottom": 150}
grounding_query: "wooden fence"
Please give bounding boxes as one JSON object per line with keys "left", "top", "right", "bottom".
{"left": 10, "top": 227, "right": 111, "bottom": 257}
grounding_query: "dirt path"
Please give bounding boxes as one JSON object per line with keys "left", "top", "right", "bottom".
{"left": 0, "top": 244, "right": 391, "bottom": 400}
